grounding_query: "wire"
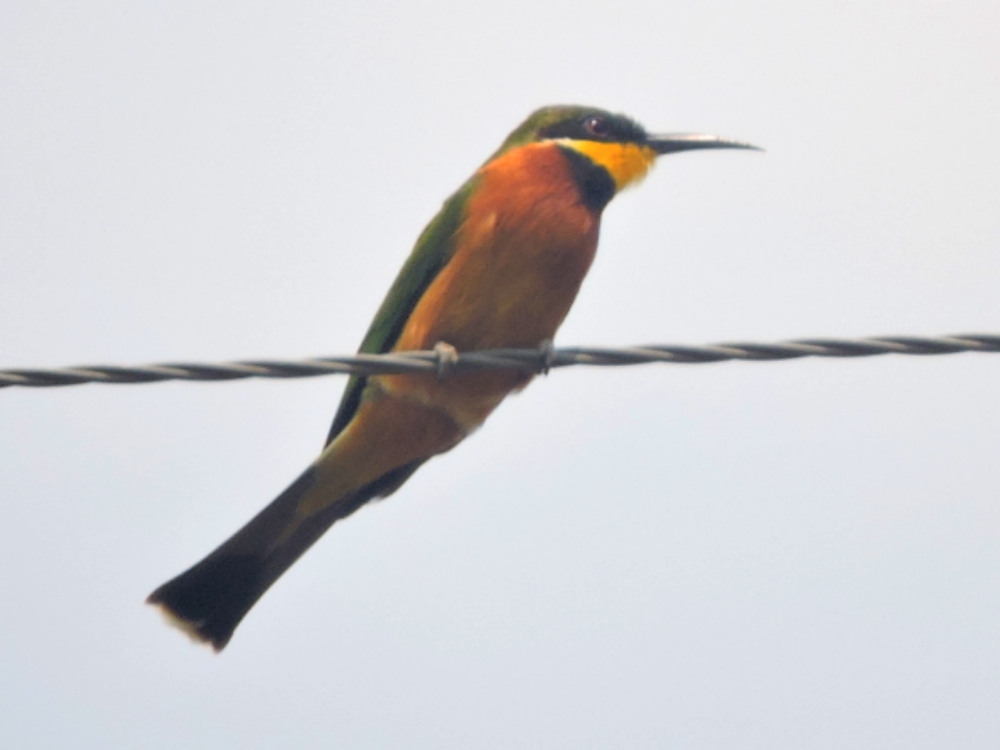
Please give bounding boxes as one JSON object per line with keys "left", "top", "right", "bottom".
{"left": 2, "top": 334, "right": 997, "bottom": 390}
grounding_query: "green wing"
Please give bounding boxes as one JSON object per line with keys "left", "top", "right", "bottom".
{"left": 324, "top": 176, "right": 478, "bottom": 446}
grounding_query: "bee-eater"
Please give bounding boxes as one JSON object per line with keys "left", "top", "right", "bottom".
{"left": 148, "top": 105, "right": 757, "bottom": 651}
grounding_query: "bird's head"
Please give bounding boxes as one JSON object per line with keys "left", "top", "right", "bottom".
{"left": 492, "top": 105, "right": 759, "bottom": 198}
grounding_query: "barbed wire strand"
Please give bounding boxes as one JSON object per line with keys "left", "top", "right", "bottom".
{"left": 2, "top": 335, "right": 998, "bottom": 390}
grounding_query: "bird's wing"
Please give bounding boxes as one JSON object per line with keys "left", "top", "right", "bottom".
{"left": 325, "top": 177, "right": 478, "bottom": 446}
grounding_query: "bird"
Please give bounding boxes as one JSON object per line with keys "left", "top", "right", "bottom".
{"left": 147, "top": 105, "right": 758, "bottom": 651}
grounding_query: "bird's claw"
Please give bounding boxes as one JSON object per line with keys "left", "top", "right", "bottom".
{"left": 537, "top": 339, "right": 556, "bottom": 375}
{"left": 433, "top": 341, "right": 459, "bottom": 379}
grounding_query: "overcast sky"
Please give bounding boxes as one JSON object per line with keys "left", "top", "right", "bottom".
{"left": 2, "top": 2, "right": 999, "bottom": 748}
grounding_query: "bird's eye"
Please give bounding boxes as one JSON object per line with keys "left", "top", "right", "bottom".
{"left": 584, "top": 116, "right": 610, "bottom": 137}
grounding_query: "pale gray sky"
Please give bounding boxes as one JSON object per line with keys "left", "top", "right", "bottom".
{"left": 2, "top": 2, "right": 999, "bottom": 748}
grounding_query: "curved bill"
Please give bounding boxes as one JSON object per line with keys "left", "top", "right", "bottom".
{"left": 648, "top": 133, "right": 762, "bottom": 155}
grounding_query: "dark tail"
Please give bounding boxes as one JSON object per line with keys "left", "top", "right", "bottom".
{"left": 147, "top": 460, "right": 423, "bottom": 651}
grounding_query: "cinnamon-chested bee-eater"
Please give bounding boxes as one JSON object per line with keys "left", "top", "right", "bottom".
{"left": 148, "top": 105, "right": 757, "bottom": 651}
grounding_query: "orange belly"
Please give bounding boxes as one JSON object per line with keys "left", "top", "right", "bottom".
{"left": 381, "top": 142, "right": 601, "bottom": 429}
{"left": 309, "top": 142, "right": 602, "bottom": 509}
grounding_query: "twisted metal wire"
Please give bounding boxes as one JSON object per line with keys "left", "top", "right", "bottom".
{"left": 2, "top": 335, "right": 998, "bottom": 389}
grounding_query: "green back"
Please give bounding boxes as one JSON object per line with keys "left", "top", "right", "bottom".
{"left": 325, "top": 177, "right": 478, "bottom": 445}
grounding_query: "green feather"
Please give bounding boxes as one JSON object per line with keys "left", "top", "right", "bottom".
{"left": 325, "top": 176, "right": 478, "bottom": 446}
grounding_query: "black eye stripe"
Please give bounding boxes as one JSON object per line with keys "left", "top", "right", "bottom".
{"left": 537, "top": 112, "right": 647, "bottom": 144}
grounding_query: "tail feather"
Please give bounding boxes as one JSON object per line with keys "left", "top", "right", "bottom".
{"left": 148, "top": 460, "right": 423, "bottom": 651}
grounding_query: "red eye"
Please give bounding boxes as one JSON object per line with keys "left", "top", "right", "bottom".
{"left": 584, "top": 116, "right": 609, "bottom": 137}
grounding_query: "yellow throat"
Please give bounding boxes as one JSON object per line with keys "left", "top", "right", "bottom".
{"left": 558, "top": 140, "right": 657, "bottom": 191}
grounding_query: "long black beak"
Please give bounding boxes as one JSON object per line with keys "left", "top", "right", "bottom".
{"left": 648, "top": 133, "right": 762, "bottom": 155}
